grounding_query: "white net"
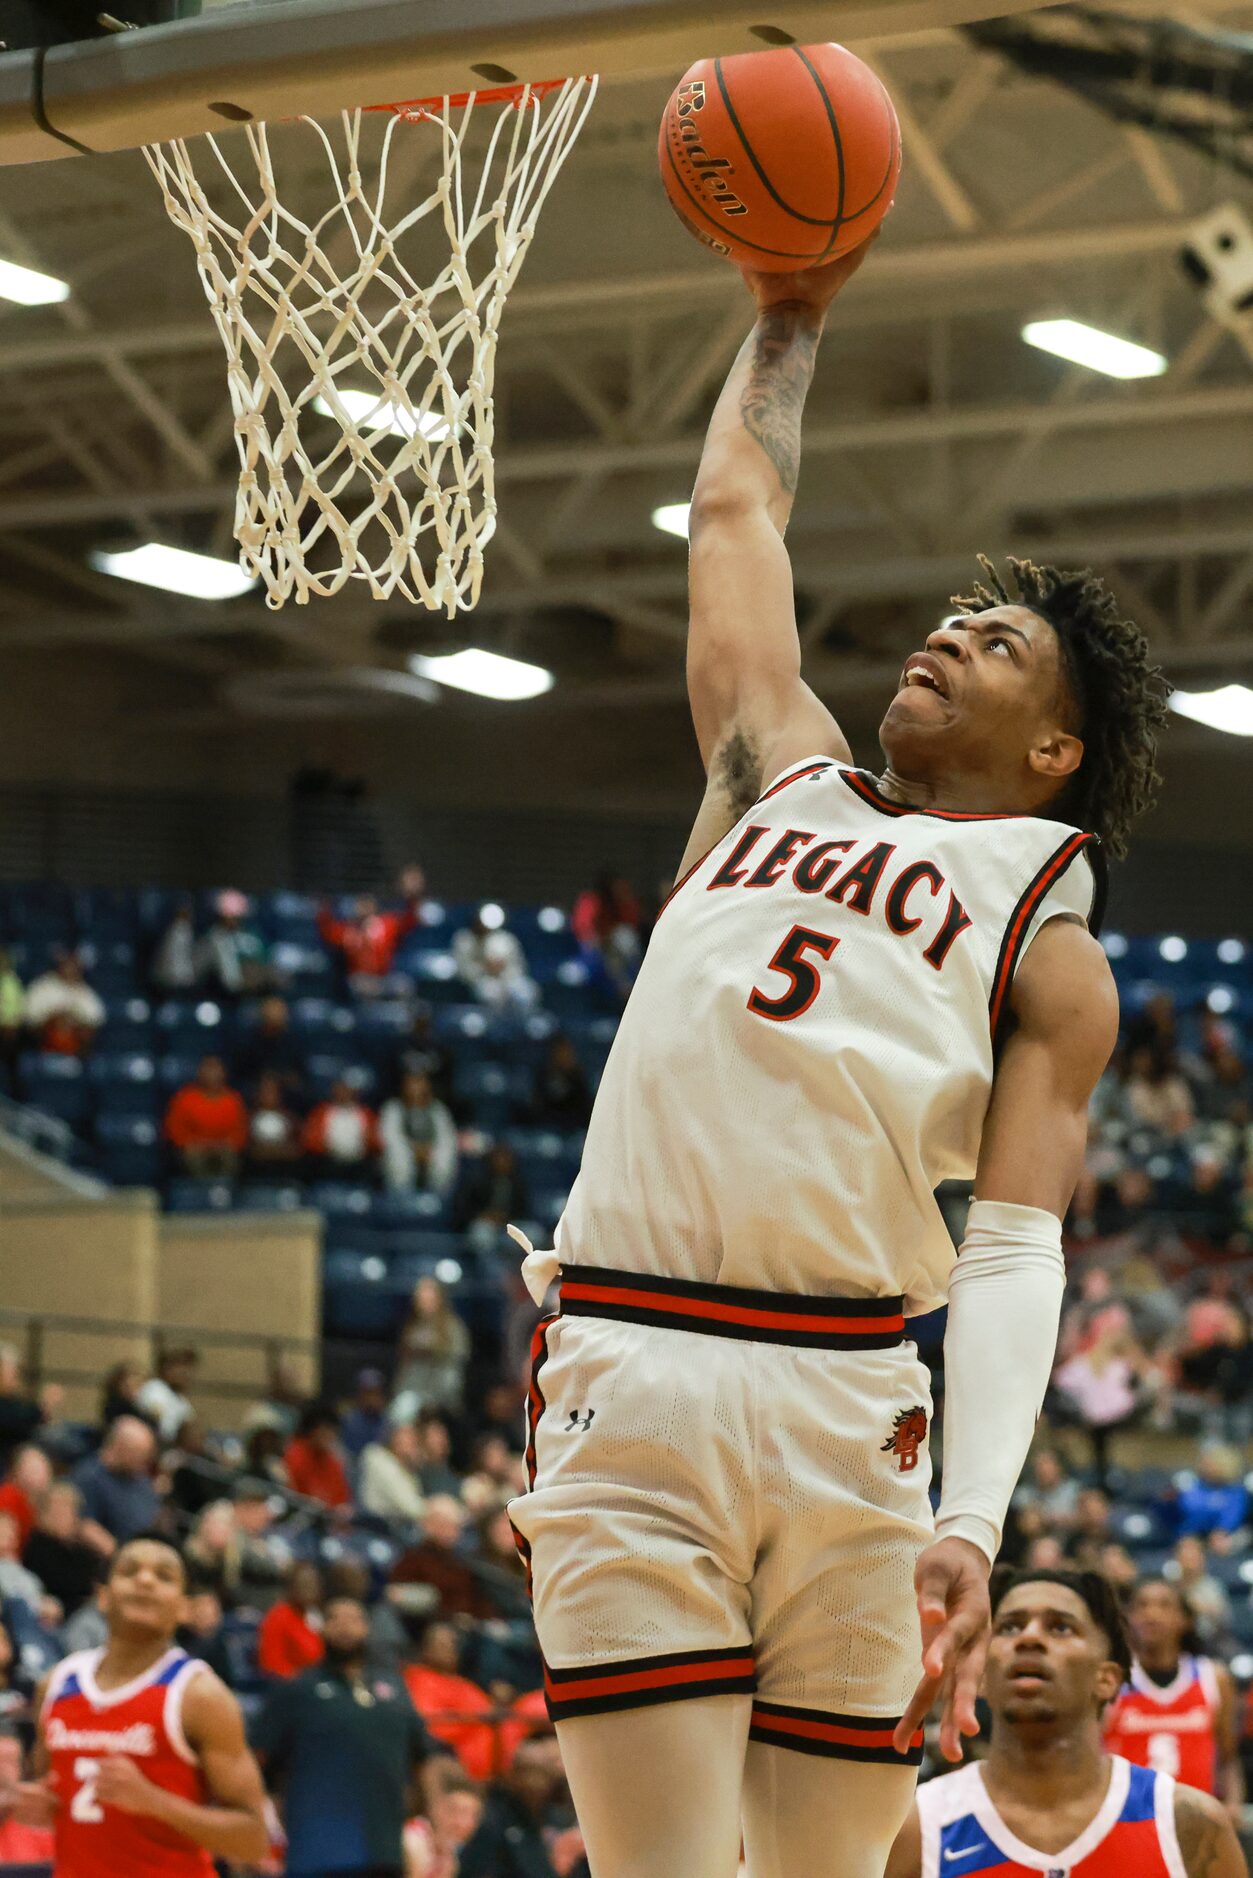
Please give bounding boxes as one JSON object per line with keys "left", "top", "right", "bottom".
{"left": 144, "top": 77, "right": 597, "bottom": 612}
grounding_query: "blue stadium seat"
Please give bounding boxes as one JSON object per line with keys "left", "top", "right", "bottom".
{"left": 96, "top": 1114, "right": 163, "bottom": 1186}
{"left": 90, "top": 1056, "right": 160, "bottom": 1118}
{"left": 452, "top": 1060, "right": 529, "bottom": 1130}
{"left": 166, "top": 1178, "right": 235, "bottom": 1212}
{"left": 309, "top": 1182, "right": 375, "bottom": 1218}
{"left": 323, "top": 1251, "right": 404, "bottom": 1337}
{"left": 159, "top": 1054, "right": 203, "bottom": 1093}
{"left": 371, "top": 1189, "right": 452, "bottom": 1229}
{"left": 235, "top": 1183, "right": 306, "bottom": 1213}
{"left": 18, "top": 1053, "right": 91, "bottom": 1126}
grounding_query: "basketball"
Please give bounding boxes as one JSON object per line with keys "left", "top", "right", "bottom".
{"left": 658, "top": 42, "right": 901, "bottom": 272}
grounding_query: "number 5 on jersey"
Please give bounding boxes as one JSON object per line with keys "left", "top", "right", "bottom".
{"left": 748, "top": 926, "right": 841, "bottom": 1022}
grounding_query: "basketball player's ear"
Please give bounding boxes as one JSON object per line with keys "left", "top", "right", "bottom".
{"left": 1094, "top": 1657, "right": 1123, "bottom": 1710}
{"left": 1027, "top": 728, "right": 1083, "bottom": 785}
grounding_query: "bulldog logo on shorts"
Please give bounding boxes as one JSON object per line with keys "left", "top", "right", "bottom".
{"left": 881, "top": 1406, "right": 928, "bottom": 1472}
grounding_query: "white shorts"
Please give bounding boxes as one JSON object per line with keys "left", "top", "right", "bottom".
{"left": 507, "top": 1265, "right": 933, "bottom": 1764}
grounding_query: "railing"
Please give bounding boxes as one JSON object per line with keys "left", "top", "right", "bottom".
{"left": 0, "top": 1305, "right": 317, "bottom": 1404}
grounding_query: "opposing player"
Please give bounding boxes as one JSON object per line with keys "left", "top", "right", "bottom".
{"left": 14, "top": 1531, "right": 269, "bottom": 1875}
{"left": 887, "top": 1568, "right": 1246, "bottom": 1878}
{"left": 506, "top": 239, "right": 1169, "bottom": 1877}
{"left": 1105, "top": 1577, "right": 1242, "bottom": 1806}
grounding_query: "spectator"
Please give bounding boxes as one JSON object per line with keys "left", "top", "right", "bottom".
{"left": 0, "top": 951, "right": 24, "bottom": 1088}
{"left": 1095, "top": 1542, "right": 1139, "bottom": 1595}
{"left": 150, "top": 898, "right": 199, "bottom": 994}
{"left": 1052, "top": 1317, "right": 1152, "bottom": 1485}
{"left": 1167, "top": 1535, "right": 1232, "bottom": 1645}
{"left": 456, "top": 1144, "right": 530, "bottom": 1246}
{"left": 340, "top": 1370, "right": 390, "bottom": 1461}
{"left": 303, "top": 1077, "right": 380, "bottom": 1176}
{"left": 164, "top": 1055, "right": 249, "bottom": 1179}
{"left": 404, "top": 1621, "right": 497, "bottom": 1781}
{"left": 405, "top": 1768, "right": 484, "bottom": 1878}
{"left": 229, "top": 1480, "right": 289, "bottom": 1604}
{"left": 528, "top": 1035, "right": 592, "bottom": 1130}
{"left": 469, "top": 1508, "right": 531, "bottom": 1624}
{"left": 100, "top": 1359, "right": 149, "bottom": 1432}
{"left": 1067, "top": 1488, "right": 1114, "bottom": 1570}
{"left": 322, "top": 1557, "right": 409, "bottom": 1682}
{"left": 360, "top": 1422, "right": 427, "bottom": 1525}
{"left": 380, "top": 1070, "right": 459, "bottom": 1197}
{"left": 245, "top": 1071, "right": 303, "bottom": 1177}
{"left": 0, "top": 1619, "right": 26, "bottom": 1724}
{"left": 22, "top": 1483, "right": 100, "bottom": 1619}
{"left": 1196, "top": 1044, "right": 1251, "bottom": 1127}
{"left": 256, "top": 1561, "right": 325, "bottom": 1679}
{"left": 70, "top": 1414, "right": 159, "bottom": 1551}
{"left": 0, "top": 1725, "right": 55, "bottom": 1865}
{"left": 184, "top": 1499, "right": 245, "bottom": 1603}
{"left": 394, "top": 1006, "right": 455, "bottom": 1109}
{"left": 1178, "top": 1301, "right": 1253, "bottom": 1438}
{"left": 415, "top": 1414, "right": 463, "bottom": 1501}
{"left": 318, "top": 869, "right": 425, "bottom": 997}
{"left": 197, "top": 889, "right": 275, "bottom": 998}
{"left": 252, "top": 1592, "right": 444, "bottom": 1878}
{"left": 571, "top": 871, "right": 642, "bottom": 999}
{"left": 178, "top": 1587, "right": 235, "bottom": 1686}
{"left": 393, "top": 1280, "right": 472, "bottom": 1420}
{"left": 1011, "top": 1449, "right": 1081, "bottom": 1534}
{"left": 458, "top": 1737, "right": 586, "bottom": 1878}
{"left": 1167, "top": 1444, "right": 1251, "bottom": 1539}
{"left": 389, "top": 1497, "right": 492, "bottom": 1628}
{"left": 242, "top": 1419, "right": 289, "bottom": 1490}
{"left": 137, "top": 1346, "right": 199, "bottom": 1443}
{"left": 234, "top": 997, "right": 306, "bottom": 1106}
{"left": 452, "top": 915, "right": 537, "bottom": 1015}
{"left": 0, "top": 1510, "right": 43, "bottom": 1613}
{"left": 0, "top": 1350, "right": 45, "bottom": 1470}
{"left": 0, "top": 1444, "right": 52, "bottom": 1549}
{"left": 250, "top": 1352, "right": 309, "bottom": 1442}
{"left": 23, "top": 950, "right": 104, "bottom": 1055}
{"left": 1123, "top": 1044, "right": 1195, "bottom": 1136}
{"left": 284, "top": 1404, "right": 353, "bottom": 1510}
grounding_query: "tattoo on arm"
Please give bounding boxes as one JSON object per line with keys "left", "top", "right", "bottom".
{"left": 1175, "top": 1787, "right": 1245, "bottom": 1878}
{"left": 739, "top": 308, "right": 822, "bottom": 497}
{"left": 716, "top": 728, "right": 764, "bottom": 819}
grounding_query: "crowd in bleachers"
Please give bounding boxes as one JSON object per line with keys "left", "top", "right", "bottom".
{"left": 3, "top": 869, "right": 1253, "bottom": 1864}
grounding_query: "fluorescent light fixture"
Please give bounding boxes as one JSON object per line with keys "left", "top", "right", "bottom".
{"left": 0, "top": 258, "right": 70, "bottom": 306}
{"left": 1170, "top": 684, "right": 1253, "bottom": 736}
{"left": 313, "top": 387, "right": 453, "bottom": 442}
{"left": 651, "top": 502, "right": 691, "bottom": 540}
{"left": 409, "top": 648, "right": 553, "bottom": 701}
{"left": 1022, "top": 318, "right": 1167, "bottom": 380}
{"left": 90, "top": 542, "right": 256, "bottom": 600}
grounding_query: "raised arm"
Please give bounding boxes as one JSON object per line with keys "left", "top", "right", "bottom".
{"left": 679, "top": 244, "right": 875, "bottom": 873}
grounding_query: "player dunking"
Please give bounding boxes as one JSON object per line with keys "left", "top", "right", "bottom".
{"left": 887, "top": 1568, "right": 1247, "bottom": 1878}
{"left": 13, "top": 1532, "right": 269, "bottom": 1876}
{"left": 506, "top": 241, "right": 1169, "bottom": 1877}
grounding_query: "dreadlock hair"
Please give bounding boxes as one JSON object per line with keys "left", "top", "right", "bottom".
{"left": 991, "top": 1565, "right": 1133, "bottom": 1683}
{"left": 951, "top": 556, "right": 1169, "bottom": 860}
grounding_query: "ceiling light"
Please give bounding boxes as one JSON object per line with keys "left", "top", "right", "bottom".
{"left": 1021, "top": 319, "right": 1167, "bottom": 380}
{"left": 1102, "top": 933, "right": 1128, "bottom": 960}
{"left": 1218, "top": 939, "right": 1246, "bottom": 965}
{"left": 651, "top": 502, "right": 691, "bottom": 540}
{"left": 1159, "top": 936, "right": 1187, "bottom": 963}
{"left": 90, "top": 543, "right": 256, "bottom": 600}
{"left": 313, "top": 388, "right": 453, "bottom": 442}
{"left": 408, "top": 648, "right": 553, "bottom": 701}
{"left": 0, "top": 258, "right": 70, "bottom": 306}
{"left": 1170, "top": 684, "right": 1253, "bottom": 736}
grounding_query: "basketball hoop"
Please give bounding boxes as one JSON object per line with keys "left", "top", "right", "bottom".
{"left": 144, "top": 77, "right": 597, "bottom": 612}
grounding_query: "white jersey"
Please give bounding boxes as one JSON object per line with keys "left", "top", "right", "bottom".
{"left": 557, "top": 757, "right": 1101, "bottom": 1310}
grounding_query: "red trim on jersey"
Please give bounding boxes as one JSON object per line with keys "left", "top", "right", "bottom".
{"left": 543, "top": 1646, "right": 757, "bottom": 1720}
{"left": 560, "top": 1266, "right": 905, "bottom": 1348}
{"left": 507, "top": 1313, "right": 557, "bottom": 1601}
{"left": 752, "top": 759, "right": 833, "bottom": 806}
{"left": 656, "top": 761, "right": 834, "bottom": 923}
{"left": 839, "top": 770, "right": 1026, "bottom": 820}
{"left": 987, "top": 831, "right": 1095, "bottom": 1043}
{"left": 749, "top": 1698, "right": 923, "bottom": 1764}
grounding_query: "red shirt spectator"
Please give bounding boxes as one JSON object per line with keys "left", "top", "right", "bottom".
{"left": 284, "top": 1409, "right": 352, "bottom": 1510}
{"left": 302, "top": 1082, "right": 380, "bottom": 1169}
{"left": 0, "top": 1732, "right": 54, "bottom": 1863}
{"left": 387, "top": 1496, "right": 491, "bottom": 1624}
{"left": 0, "top": 1444, "right": 52, "bottom": 1549}
{"left": 318, "top": 870, "right": 424, "bottom": 982}
{"left": 257, "top": 1562, "right": 325, "bottom": 1678}
{"left": 404, "top": 1622, "right": 497, "bottom": 1780}
{"left": 164, "top": 1056, "right": 249, "bottom": 1165}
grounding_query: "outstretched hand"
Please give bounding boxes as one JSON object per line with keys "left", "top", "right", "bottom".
{"left": 893, "top": 1536, "right": 991, "bottom": 1763}
{"left": 739, "top": 227, "right": 879, "bottom": 317}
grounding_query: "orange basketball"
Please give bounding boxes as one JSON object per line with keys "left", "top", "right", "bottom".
{"left": 658, "top": 42, "right": 901, "bottom": 272}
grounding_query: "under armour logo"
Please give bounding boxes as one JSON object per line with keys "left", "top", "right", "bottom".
{"left": 564, "top": 1407, "right": 595, "bottom": 1432}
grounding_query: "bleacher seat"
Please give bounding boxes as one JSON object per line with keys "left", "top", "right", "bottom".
{"left": 309, "top": 1182, "right": 375, "bottom": 1218}
{"left": 452, "top": 1060, "right": 529, "bottom": 1129}
{"left": 167, "top": 1178, "right": 235, "bottom": 1212}
{"left": 18, "top": 1052, "right": 91, "bottom": 1126}
{"left": 371, "top": 1188, "right": 451, "bottom": 1228}
{"left": 324, "top": 1250, "right": 404, "bottom": 1337}
{"left": 235, "top": 1183, "right": 306, "bottom": 1213}
{"left": 90, "top": 1053, "right": 160, "bottom": 1117}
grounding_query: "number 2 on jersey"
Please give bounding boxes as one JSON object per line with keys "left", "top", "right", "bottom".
{"left": 71, "top": 1757, "right": 104, "bottom": 1823}
{"left": 748, "top": 926, "right": 840, "bottom": 1022}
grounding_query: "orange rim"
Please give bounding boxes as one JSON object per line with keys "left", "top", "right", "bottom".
{"left": 367, "top": 78, "right": 575, "bottom": 118}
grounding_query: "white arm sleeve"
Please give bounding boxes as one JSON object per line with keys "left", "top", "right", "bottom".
{"left": 934, "top": 1199, "right": 1066, "bottom": 1566}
